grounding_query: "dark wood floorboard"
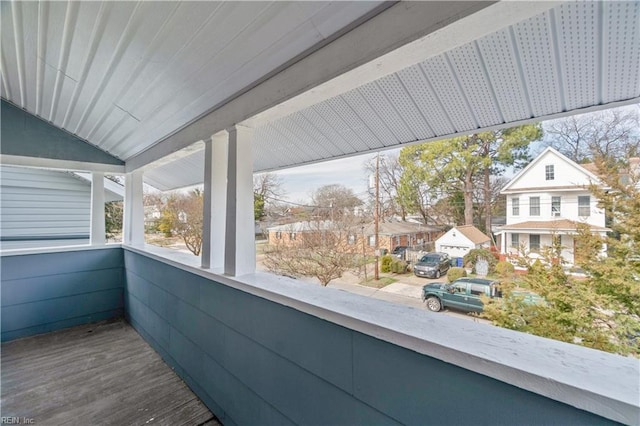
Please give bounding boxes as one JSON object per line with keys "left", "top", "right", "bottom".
{"left": 1, "top": 319, "right": 221, "bottom": 426}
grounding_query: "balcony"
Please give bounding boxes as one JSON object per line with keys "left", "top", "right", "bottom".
{"left": 1, "top": 1, "right": 639, "bottom": 425}
{"left": 2, "top": 244, "right": 638, "bottom": 425}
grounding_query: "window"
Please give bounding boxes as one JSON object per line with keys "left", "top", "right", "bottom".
{"left": 512, "top": 198, "right": 520, "bottom": 216}
{"left": 289, "top": 232, "right": 296, "bottom": 240}
{"left": 529, "top": 197, "right": 540, "bottom": 216}
{"left": 347, "top": 234, "right": 356, "bottom": 245}
{"left": 470, "top": 284, "right": 488, "bottom": 296}
{"left": 275, "top": 231, "right": 282, "bottom": 239}
{"left": 530, "top": 234, "right": 541, "bottom": 252}
{"left": 511, "top": 233, "right": 519, "bottom": 248}
{"left": 551, "top": 196, "right": 561, "bottom": 216}
{"left": 545, "top": 164, "right": 555, "bottom": 180}
{"left": 578, "top": 196, "right": 590, "bottom": 216}
{"left": 552, "top": 234, "right": 562, "bottom": 247}
{"left": 368, "top": 235, "right": 375, "bottom": 247}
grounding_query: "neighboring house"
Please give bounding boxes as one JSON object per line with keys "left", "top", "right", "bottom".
{"left": 496, "top": 147, "right": 609, "bottom": 265}
{"left": 435, "top": 225, "right": 491, "bottom": 258}
{"left": 0, "top": 165, "right": 124, "bottom": 249}
{"left": 267, "top": 220, "right": 441, "bottom": 255}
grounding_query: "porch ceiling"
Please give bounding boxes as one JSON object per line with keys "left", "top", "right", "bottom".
{"left": 147, "top": 1, "right": 640, "bottom": 191}
{"left": 2, "top": 2, "right": 639, "bottom": 191}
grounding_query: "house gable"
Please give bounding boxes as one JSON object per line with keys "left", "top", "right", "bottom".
{"left": 436, "top": 227, "right": 474, "bottom": 248}
{"left": 501, "top": 147, "right": 601, "bottom": 194}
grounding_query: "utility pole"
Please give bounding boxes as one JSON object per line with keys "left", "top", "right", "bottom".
{"left": 374, "top": 153, "right": 380, "bottom": 281}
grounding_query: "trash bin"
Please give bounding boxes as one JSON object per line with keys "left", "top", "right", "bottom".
{"left": 456, "top": 257, "right": 464, "bottom": 267}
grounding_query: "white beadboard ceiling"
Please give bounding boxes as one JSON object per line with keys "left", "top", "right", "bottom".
{"left": 2, "top": 2, "right": 639, "bottom": 191}
{"left": 1, "top": 0, "right": 385, "bottom": 160}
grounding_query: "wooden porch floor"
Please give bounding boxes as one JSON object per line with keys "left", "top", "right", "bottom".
{"left": 1, "top": 319, "right": 220, "bottom": 426}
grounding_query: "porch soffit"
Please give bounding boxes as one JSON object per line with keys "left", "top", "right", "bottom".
{"left": 144, "top": 1, "right": 640, "bottom": 191}
{"left": 1, "top": 2, "right": 639, "bottom": 191}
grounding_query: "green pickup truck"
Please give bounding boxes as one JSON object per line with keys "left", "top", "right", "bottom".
{"left": 421, "top": 277, "right": 543, "bottom": 313}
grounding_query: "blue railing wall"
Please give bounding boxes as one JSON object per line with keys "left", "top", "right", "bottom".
{"left": 1, "top": 247, "right": 124, "bottom": 341}
{"left": 123, "top": 249, "right": 613, "bottom": 426}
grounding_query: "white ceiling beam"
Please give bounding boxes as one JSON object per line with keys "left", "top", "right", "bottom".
{"left": 127, "top": 1, "right": 561, "bottom": 172}
{"left": 0, "top": 154, "right": 126, "bottom": 173}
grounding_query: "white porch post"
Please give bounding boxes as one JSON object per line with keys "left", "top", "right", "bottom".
{"left": 123, "top": 170, "right": 145, "bottom": 245}
{"left": 501, "top": 231, "right": 507, "bottom": 254}
{"left": 201, "top": 132, "right": 229, "bottom": 269}
{"left": 224, "top": 125, "right": 255, "bottom": 276}
{"left": 90, "top": 172, "right": 106, "bottom": 245}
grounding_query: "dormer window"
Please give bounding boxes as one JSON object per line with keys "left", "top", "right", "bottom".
{"left": 545, "top": 164, "right": 555, "bottom": 180}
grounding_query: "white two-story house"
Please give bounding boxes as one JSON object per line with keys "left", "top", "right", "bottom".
{"left": 496, "top": 147, "right": 608, "bottom": 265}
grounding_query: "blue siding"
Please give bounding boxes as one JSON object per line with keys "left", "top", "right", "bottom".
{"left": 0, "top": 100, "right": 123, "bottom": 165}
{"left": 124, "top": 250, "right": 614, "bottom": 426}
{"left": 1, "top": 248, "right": 124, "bottom": 341}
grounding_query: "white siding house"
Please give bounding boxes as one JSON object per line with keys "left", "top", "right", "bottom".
{"left": 496, "top": 147, "right": 608, "bottom": 265}
{"left": 0, "top": 166, "right": 123, "bottom": 248}
{"left": 435, "top": 225, "right": 491, "bottom": 259}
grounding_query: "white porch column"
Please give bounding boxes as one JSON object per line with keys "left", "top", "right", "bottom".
{"left": 201, "top": 132, "right": 229, "bottom": 269}
{"left": 224, "top": 125, "right": 255, "bottom": 276}
{"left": 501, "top": 231, "right": 507, "bottom": 254}
{"left": 90, "top": 172, "right": 106, "bottom": 245}
{"left": 123, "top": 170, "right": 145, "bottom": 245}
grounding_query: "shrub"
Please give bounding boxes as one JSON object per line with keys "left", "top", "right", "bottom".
{"left": 495, "top": 261, "right": 515, "bottom": 278}
{"left": 381, "top": 255, "right": 393, "bottom": 273}
{"left": 391, "top": 259, "right": 408, "bottom": 274}
{"left": 463, "top": 248, "right": 498, "bottom": 274}
{"left": 447, "top": 267, "right": 467, "bottom": 282}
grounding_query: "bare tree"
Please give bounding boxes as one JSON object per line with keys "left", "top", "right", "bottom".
{"left": 263, "top": 217, "right": 360, "bottom": 286}
{"left": 364, "top": 154, "right": 406, "bottom": 220}
{"left": 545, "top": 108, "right": 640, "bottom": 162}
{"left": 253, "top": 172, "right": 285, "bottom": 220}
{"left": 311, "top": 184, "right": 362, "bottom": 219}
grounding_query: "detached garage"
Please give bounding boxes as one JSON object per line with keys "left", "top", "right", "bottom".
{"left": 435, "top": 225, "right": 491, "bottom": 258}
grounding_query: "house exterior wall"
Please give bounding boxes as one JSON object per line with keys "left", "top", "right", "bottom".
{"left": 501, "top": 149, "right": 607, "bottom": 265}
{"left": 123, "top": 248, "right": 616, "bottom": 425}
{"left": 506, "top": 150, "right": 597, "bottom": 190}
{"left": 436, "top": 229, "right": 475, "bottom": 258}
{"left": 507, "top": 233, "right": 577, "bottom": 264}
{"left": 0, "top": 165, "right": 92, "bottom": 243}
{"left": 0, "top": 247, "right": 124, "bottom": 341}
{"left": 506, "top": 190, "right": 605, "bottom": 228}
{"left": 268, "top": 229, "right": 438, "bottom": 255}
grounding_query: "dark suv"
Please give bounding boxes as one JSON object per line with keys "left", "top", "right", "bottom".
{"left": 421, "top": 277, "right": 543, "bottom": 313}
{"left": 413, "top": 252, "right": 450, "bottom": 279}
{"left": 422, "top": 278, "right": 498, "bottom": 312}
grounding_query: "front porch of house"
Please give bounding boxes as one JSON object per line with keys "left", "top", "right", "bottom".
{"left": 2, "top": 245, "right": 638, "bottom": 425}
{"left": 2, "top": 1, "right": 640, "bottom": 424}
{"left": 1, "top": 319, "right": 218, "bottom": 425}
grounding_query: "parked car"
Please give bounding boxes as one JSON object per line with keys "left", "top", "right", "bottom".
{"left": 391, "top": 246, "right": 408, "bottom": 259}
{"left": 413, "top": 252, "right": 450, "bottom": 278}
{"left": 421, "top": 277, "right": 543, "bottom": 313}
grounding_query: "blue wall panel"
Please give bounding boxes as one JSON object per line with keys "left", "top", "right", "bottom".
{"left": 123, "top": 250, "right": 614, "bottom": 426}
{"left": 1, "top": 248, "right": 124, "bottom": 341}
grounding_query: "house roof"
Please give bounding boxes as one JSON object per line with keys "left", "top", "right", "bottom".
{"left": 498, "top": 219, "right": 608, "bottom": 232}
{"left": 453, "top": 225, "right": 491, "bottom": 245}
{"left": 268, "top": 220, "right": 441, "bottom": 236}
{"left": 1, "top": 2, "right": 638, "bottom": 190}
{"left": 581, "top": 157, "right": 640, "bottom": 179}
{"left": 361, "top": 221, "right": 441, "bottom": 236}
{"left": 267, "top": 220, "right": 334, "bottom": 233}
